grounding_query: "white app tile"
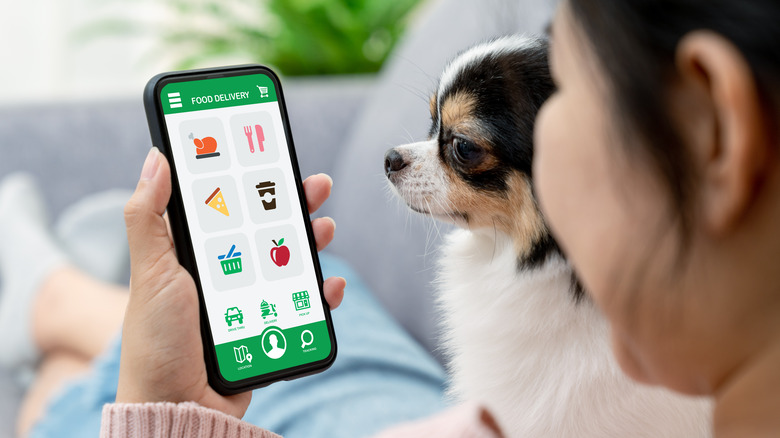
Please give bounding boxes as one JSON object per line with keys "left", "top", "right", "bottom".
{"left": 242, "top": 168, "right": 292, "bottom": 225}
{"left": 179, "top": 117, "right": 231, "bottom": 174}
{"left": 255, "top": 224, "right": 304, "bottom": 282}
{"left": 204, "top": 234, "right": 256, "bottom": 292}
{"left": 229, "top": 111, "right": 280, "bottom": 167}
{"left": 192, "top": 176, "right": 244, "bottom": 233}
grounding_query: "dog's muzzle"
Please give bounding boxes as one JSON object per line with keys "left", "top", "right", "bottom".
{"left": 384, "top": 148, "right": 408, "bottom": 177}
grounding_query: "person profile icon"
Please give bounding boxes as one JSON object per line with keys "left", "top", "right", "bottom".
{"left": 261, "top": 327, "right": 286, "bottom": 359}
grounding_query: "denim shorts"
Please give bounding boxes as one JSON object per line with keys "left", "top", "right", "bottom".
{"left": 30, "top": 253, "right": 447, "bottom": 438}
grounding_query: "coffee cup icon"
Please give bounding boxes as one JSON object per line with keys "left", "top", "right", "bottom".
{"left": 256, "top": 181, "right": 277, "bottom": 211}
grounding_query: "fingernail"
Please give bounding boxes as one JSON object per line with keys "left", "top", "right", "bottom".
{"left": 141, "top": 148, "right": 160, "bottom": 180}
{"left": 325, "top": 216, "right": 336, "bottom": 231}
{"left": 319, "top": 173, "right": 333, "bottom": 186}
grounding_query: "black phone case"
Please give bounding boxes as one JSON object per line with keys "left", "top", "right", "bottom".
{"left": 142, "top": 64, "right": 337, "bottom": 395}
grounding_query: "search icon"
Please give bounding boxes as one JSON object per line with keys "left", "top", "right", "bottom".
{"left": 301, "top": 330, "right": 314, "bottom": 348}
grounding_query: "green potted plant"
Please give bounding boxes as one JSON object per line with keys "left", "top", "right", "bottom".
{"left": 82, "top": 0, "right": 423, "bottom": 75}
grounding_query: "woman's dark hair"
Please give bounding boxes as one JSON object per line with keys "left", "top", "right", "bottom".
{"left": 566, "top": 0, "right": 780, "bottom": 235}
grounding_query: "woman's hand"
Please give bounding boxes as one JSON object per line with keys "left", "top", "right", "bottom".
{"left": 116, "top": 148, "right": 345, "bottom": 418}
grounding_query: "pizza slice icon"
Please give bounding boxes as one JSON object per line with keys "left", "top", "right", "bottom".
{"left": 205, "top": 187, "right": 230, "bottom": 216}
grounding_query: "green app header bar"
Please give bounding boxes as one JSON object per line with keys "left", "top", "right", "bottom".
{"left": 160, "top": 73, "right": 277, "bottom": 114}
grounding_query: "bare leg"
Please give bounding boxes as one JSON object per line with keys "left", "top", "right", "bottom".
{"left": 33, "top": 265, "right": 128, "bottom": 360}
{"left": 0, "top": 176, "right": 129, "bottom": 435}
{"left": 18, "top": 265, "right": 127, "bottom": 437}
{"left": 17, "top": 352, "right": 90, "bottom": 438}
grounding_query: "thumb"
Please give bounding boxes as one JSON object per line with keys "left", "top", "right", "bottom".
{"left": 124, "top": 148, "right": 177, "bottom": 291}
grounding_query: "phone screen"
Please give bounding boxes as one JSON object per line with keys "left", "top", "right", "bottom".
{"left": 152, "top": 69, "right": 334, "bottom": 387}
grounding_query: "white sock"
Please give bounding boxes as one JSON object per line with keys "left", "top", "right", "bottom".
{"left": 55, "top": 189, "right": 132, "bottom": 285}
{"left": 0, "top": 173, "right": 66, "bottom": 375}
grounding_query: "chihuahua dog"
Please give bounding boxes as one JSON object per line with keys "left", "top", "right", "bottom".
{"left": 385, "top": 35, "right": 711, "bottom": 437}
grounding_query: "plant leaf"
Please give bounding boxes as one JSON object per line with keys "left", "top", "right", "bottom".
{"left": 75, "top": 0, "right": 424, "bottom": 76}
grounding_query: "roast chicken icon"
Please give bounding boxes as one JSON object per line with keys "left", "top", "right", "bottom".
{"left": 190, "top": 132, "right": 220, "bottom": 159}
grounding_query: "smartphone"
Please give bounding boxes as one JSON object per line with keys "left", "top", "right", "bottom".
{"left": 143, "top": 65, "right": 337, "bottom": 394}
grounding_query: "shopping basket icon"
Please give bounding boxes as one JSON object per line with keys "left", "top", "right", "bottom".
{"left": 257, "top": 85, "right": 269, "bottom": 98}
{"left": 218, "top": 244, "right": 243, "bottom": 275}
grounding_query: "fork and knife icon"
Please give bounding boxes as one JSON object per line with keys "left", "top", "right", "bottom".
{"left": 243, "top": 125, "right": 265, "bottom": 153}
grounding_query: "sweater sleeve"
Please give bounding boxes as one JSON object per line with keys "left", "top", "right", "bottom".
{"left": 370, "top": 402, "right": 504, "bottom": 438}
{"left": 100, "top": 402, "right": 281, "bottom": 438}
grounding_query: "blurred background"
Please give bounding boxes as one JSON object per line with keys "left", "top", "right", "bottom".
{"left": 0, "top": 0, "right": 554, "bottom": 434}
{"left": 0, "top": 0, "right": 423, "bottom": 104}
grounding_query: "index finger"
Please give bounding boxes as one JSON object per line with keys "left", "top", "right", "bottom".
{"left": 303, "top": 174, "right": 332, "bottom": 214}
{"left": 124, "top": 149, "right": 178, "bottom": 284}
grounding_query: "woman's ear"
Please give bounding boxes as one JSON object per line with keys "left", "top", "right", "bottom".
{"left": 674, "top": 31, "right": 772, "bottom": 236}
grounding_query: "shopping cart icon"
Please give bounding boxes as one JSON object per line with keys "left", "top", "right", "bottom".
{"left": 256, "top": 85, "right": 269, "bottom": 98}
{"left": 217, "top": 244, "right": 243, "bottom": 275}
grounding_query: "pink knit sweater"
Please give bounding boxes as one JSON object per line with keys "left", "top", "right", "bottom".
{"left": 100, "top": 401, "right": 503, "bottom": 438}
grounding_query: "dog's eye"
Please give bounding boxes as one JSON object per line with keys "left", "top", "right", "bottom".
{"left": 452, "top": 137, "right": 483, "bottom": 166}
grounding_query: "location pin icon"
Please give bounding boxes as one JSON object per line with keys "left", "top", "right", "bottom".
{"left": 246, "top": 353, "right": 253, "bottom": 363}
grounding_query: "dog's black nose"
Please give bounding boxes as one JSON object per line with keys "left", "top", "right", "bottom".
{"left": 384, "top": 149, "right": 407, "bottom": 176}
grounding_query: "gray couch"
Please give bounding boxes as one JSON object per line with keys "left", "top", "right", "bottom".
{"left": 0, "top": 0, "right": 553, "bottom": 434}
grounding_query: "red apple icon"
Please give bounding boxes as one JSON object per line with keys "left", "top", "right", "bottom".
{"left": 270, "top": 239, "right": 290, "bottom": 267}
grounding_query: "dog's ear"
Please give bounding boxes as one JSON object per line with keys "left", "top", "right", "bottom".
{"left": 429, "top": 93, "right": 440, "bottom": 138}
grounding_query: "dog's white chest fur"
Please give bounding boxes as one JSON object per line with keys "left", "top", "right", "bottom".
{"left": 437, "top": 229, "right": 712, "bottom": 437}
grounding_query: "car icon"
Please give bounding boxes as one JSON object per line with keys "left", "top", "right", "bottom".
{"left": 225, "top": 307, "right": 244, "bottom": 326}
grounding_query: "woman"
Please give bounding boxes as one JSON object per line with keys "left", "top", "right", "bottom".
{"left": 535, "top": 0, "right": 780, "bottom": 436}
{"left": 10, "top": 0, "right": 780, "bottom": 435}
{"left": 109, "top": 0, "right": 780, "bottom": 434}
